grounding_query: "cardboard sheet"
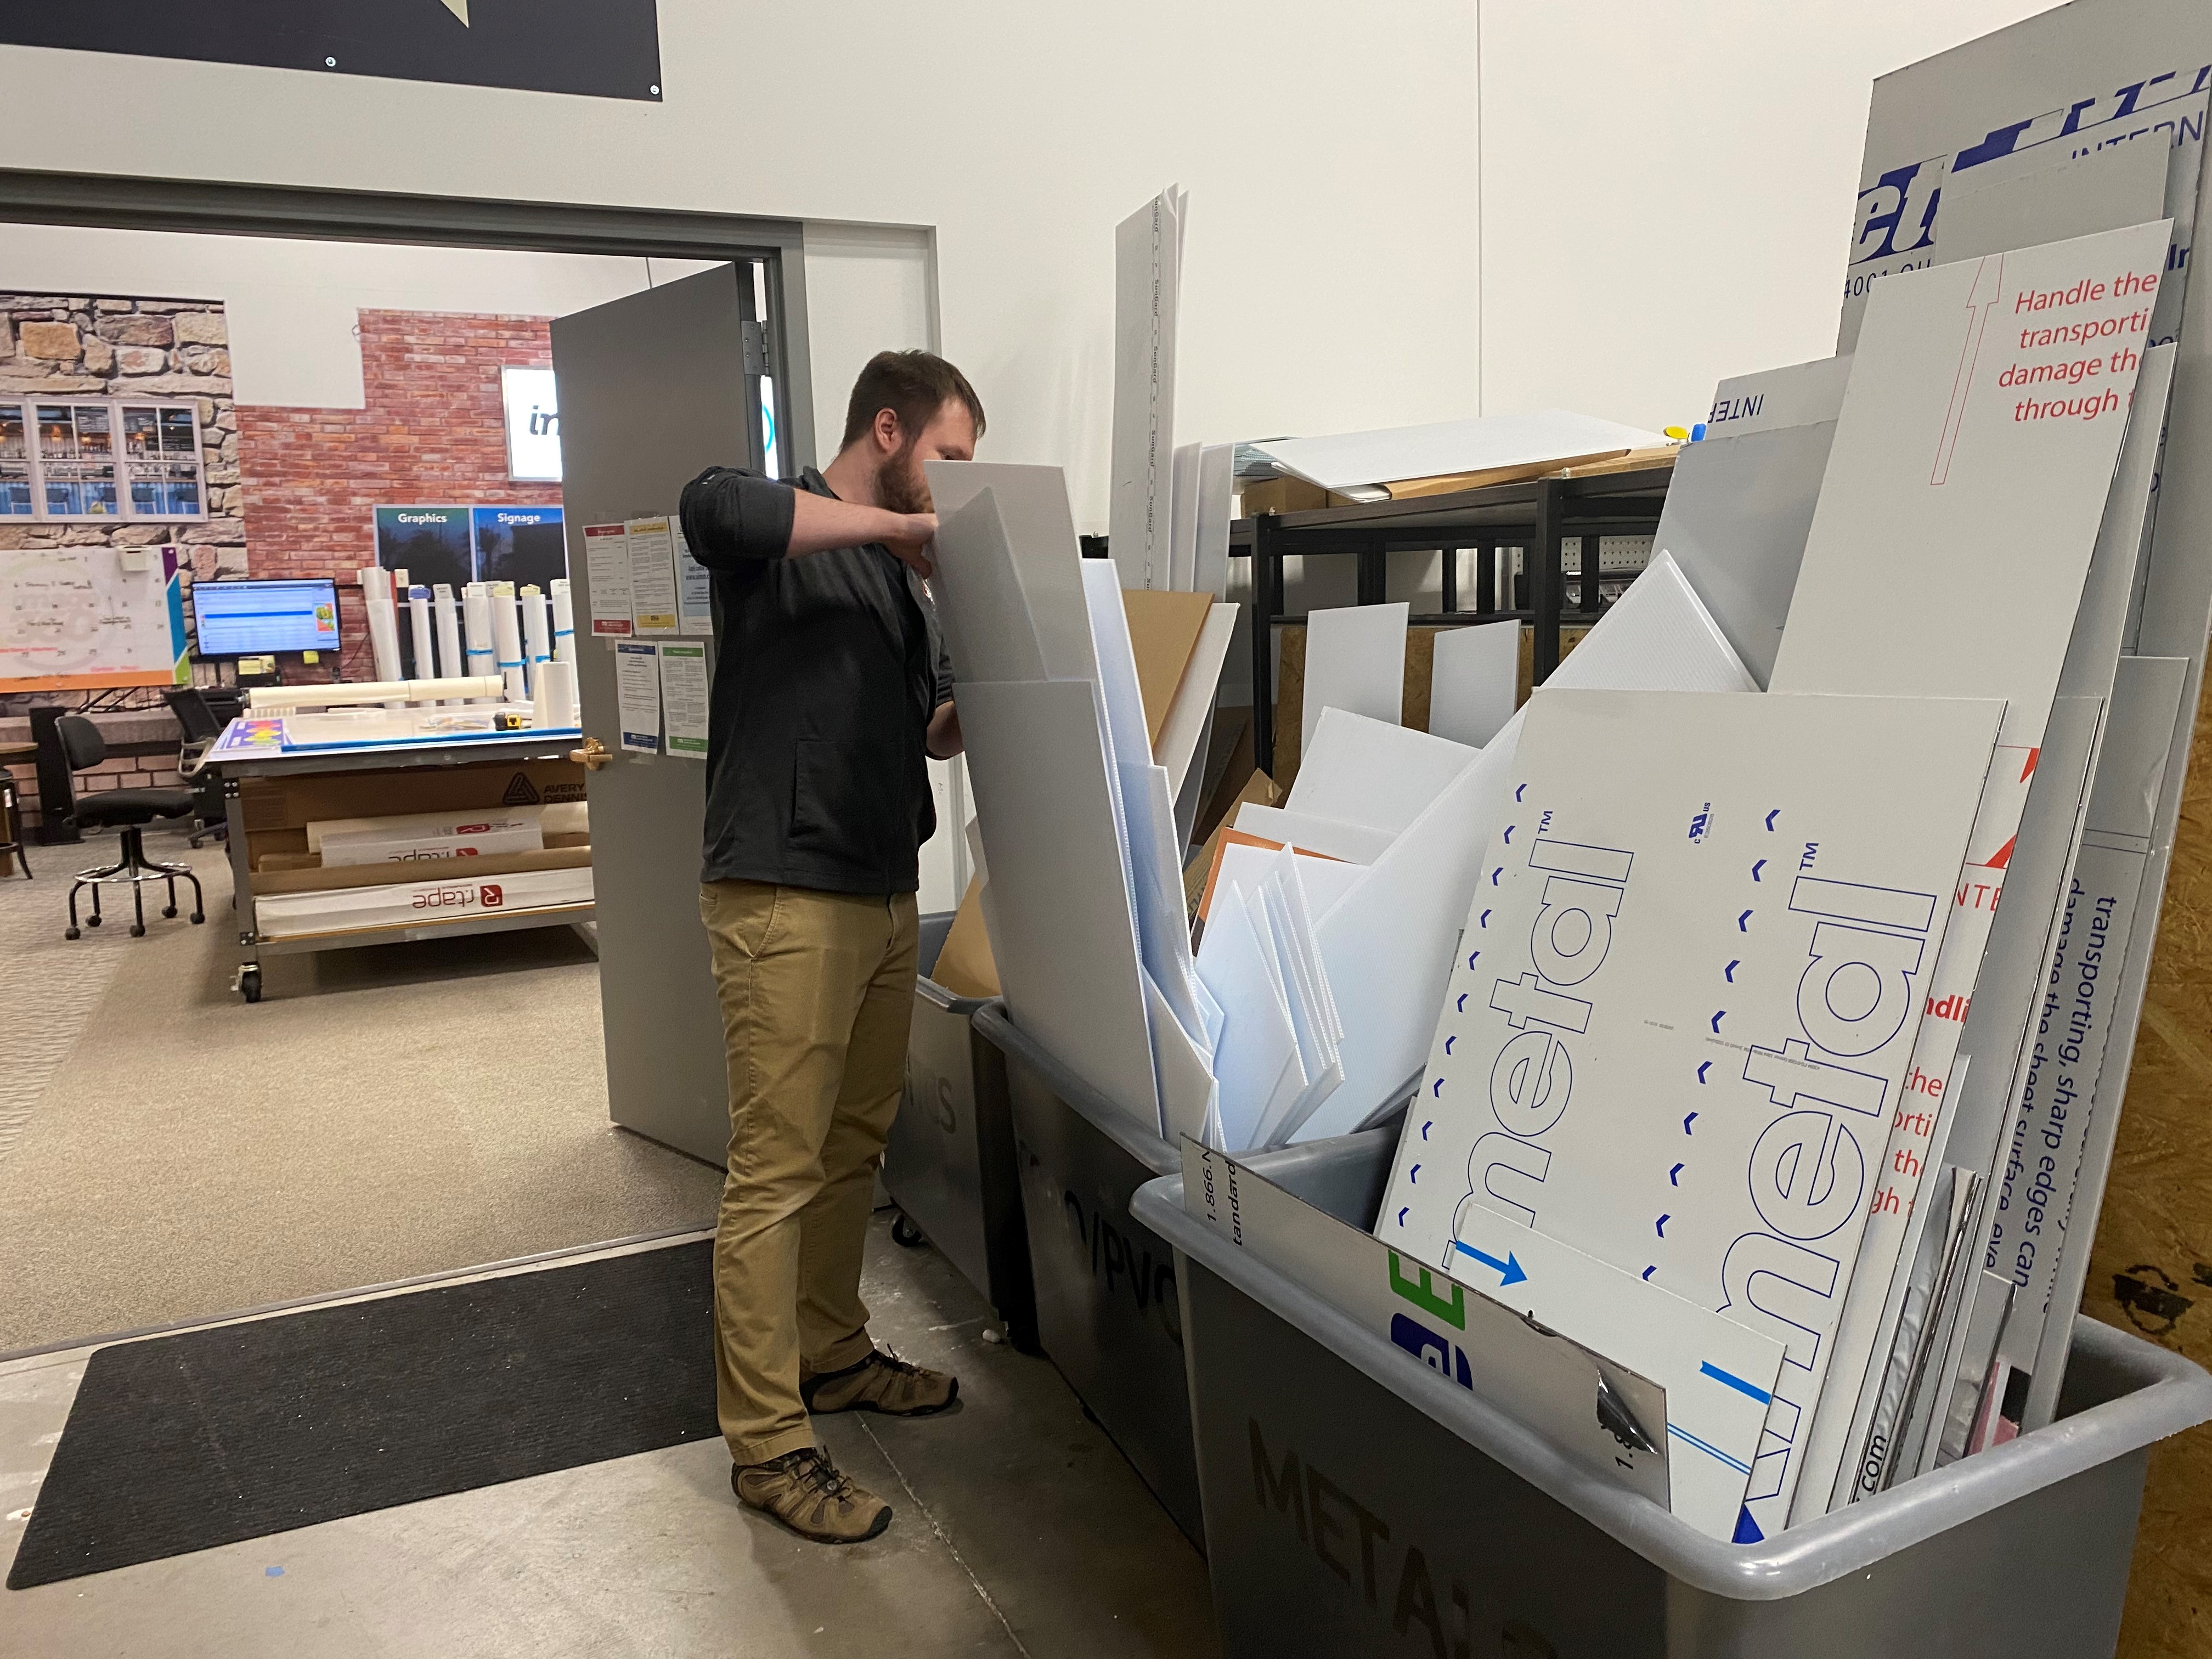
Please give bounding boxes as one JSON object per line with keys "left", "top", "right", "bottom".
{"left": 958, "top": 678, "right": 1159, "bottom": 1134}
{"left": 1122, "top": 588, "right": 1217, "bottom": 746}
{"left": 932, "top": 876, "right": 1001, "bottom": 998}
{"left": 1109, "top": 189, "right": 1182, "bottom": 590}
{"left": 1375, "top": 687, "right": 2002, "bottom": 1542}
{"left": 1184, "top": 1143, "right": 1677, "bottom": 1515}
{"left": 1300, "top": 602, "right": 1408, "bottom": 754}
{"left": 1249, "top": 410, "right": 1667, "bottom": 494}
{"left": 926, "top": 461, "right": 1098, "bottom": 686}
{"left": 1287, "top": 708, "right": 1477, "bottom": 837}
{"left": 1427, "top": 621, "right": 1519, "bottom": 749}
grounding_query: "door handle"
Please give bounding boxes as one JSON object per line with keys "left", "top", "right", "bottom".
{"left": 569, "top": 736, "right": 613, "bottom": 771}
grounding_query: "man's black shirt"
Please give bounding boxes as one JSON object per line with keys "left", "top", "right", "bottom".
{"left": 678, "top": 465, "right": 951, "bottom": 895}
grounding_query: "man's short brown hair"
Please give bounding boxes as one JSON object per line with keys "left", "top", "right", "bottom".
{"left": 840, "top": 349, "right": 986, "bottom": 451}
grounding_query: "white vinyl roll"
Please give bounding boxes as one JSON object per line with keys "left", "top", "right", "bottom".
{"left": 490, "top": 580, "right": 527, "bottom": 704}
{"left": 407, "top": 587, "right": 436, "bottom": 685}
{"left": 550, "top": 577, "right": 577, "bottom": 665}
{"left": 432, "top": 583, "right": 464, "bottom": 703}
{"left": 521, "top": 585, "right": 552, "bottom": 695}
{"left": 248, "top": 675, "right": 506, "bottom": 711}
{"left": 532, "top": 661, "right": 553, "bottom": 730}
{"left": 360, "top": 566, "right": 403, "bottom": 687}
{"left": 539, "top": 658, "right": 580, "bottom": 729}
{"left": 462, "top": 583, "right": 498, "bottom": 703}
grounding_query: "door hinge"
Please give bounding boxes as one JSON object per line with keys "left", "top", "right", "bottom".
{"left": 740, "top": 320, "right": 768, "bottom": 377}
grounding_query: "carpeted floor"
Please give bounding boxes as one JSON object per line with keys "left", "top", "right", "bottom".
{"left": 0, "top": 825, "right": 721, "bottom": 1352}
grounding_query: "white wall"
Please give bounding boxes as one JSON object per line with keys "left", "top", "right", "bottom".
{"left": 1477, "top": 0, "right": 2056, "bottom": 430}
{"left": 0, "top": 0, "right": 1483, "bottom": 532}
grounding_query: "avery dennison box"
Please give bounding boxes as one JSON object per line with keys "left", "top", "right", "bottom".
{"left": 1133, "top": 1131, "right": 2212, "bottom": 1658}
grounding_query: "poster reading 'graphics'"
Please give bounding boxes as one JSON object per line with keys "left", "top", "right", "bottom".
{"left": 374, "top": 506, "right": 472, "bottom": 594}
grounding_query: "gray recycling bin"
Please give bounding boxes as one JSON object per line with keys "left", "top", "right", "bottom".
{"left": 1132, "top": 1128, "right": 2212, "bottom": 1659}
{"left": 882, "top": 913, "right": 1037, "bottom": 1352}
{"left": 973, "top": 1002, "right": 1204, "bottom": 1548}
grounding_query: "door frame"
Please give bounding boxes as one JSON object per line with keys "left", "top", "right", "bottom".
{"left": 0, "top": 166, "right": 820, "bottom": 474}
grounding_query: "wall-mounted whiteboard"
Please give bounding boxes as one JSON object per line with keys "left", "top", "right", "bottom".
{"left": 0, "top": 543, "right": 189, "bottom": 691}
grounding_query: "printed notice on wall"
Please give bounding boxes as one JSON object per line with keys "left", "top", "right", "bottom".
{"left": 624, "top": 517, "right": 680, "bottom": 636}
{"left": 614, "top": 640, "right": 661, "bottom": 753}
{"left": 659, "top": 641, "right": 710, "bottom": 758}
{"left": 583, "top": 523, "right": 634, "bottom": 635}
{"left": 674, "top": 519, "right": 715, "bottom": 635}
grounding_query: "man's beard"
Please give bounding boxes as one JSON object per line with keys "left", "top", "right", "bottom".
{"left": 877, "top": 439, "right": 931, "bottom": 515}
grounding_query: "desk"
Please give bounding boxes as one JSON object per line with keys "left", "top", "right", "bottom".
{"left": 1231, "top": 462, "right": 1673, "bottom": 773}
{"left": 205, "top": 721, "right": 596, "bottom": 1003}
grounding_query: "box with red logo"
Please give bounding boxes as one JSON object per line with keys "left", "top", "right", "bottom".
{"left": 255, "top": 863, "right": 594, "bottom": 940}
{"left": 314, "top": 810, "right": 546, "bottom": 868}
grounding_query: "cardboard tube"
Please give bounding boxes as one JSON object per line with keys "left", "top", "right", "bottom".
{"left": 462, "top": 583, "right": 498, "bottom": 703}
{"left": 432, "top": 583, "right": 464, "bottom": 703}
{"left": 490, "top": 579, "right": 527, "bottom": 704}
{"left": 360, "top": 566, "right": 403, "bottom": 686}
{"left": 521, "top": 585, "right": 552, "bottom": 695}
{"left": 539, "top": 658, "right": 580, "bottom": 729}
{"left": 550, "top": 577, "right": 577, "bottom": 665}
{"left": 407, "top": 586, "right": 436, "bottom": 684}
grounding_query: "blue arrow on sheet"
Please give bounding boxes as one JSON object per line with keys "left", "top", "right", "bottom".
{"left": 1421, "top": 1121, "right": 1432, "bottom": 1140}
{"left": 1710, "top": 1009, "right": 1726, "bottom": 1033}
{"left": 1433, "top": 1078, "right": 1444, "bottom": 1096}
{"left": 1752, "top": 859, "right": 1767, "bottom": 881}
{"left": 1656, "top": 1214, "right": 1671, "bottom": 1238}
{"left": 1457, "top": 993, "right": 1469, "bottom": 1012}
{"left": 1670, "top": 1163, "right": 1684, "bottom": 1185}
{"left": 1398, "top": 1207, "right": 1409, "bottom": 1226}
{"left": 1765, "top": 809, "right": 1780, "bottom": 831}
{"left": 1504, "top": 825, "right": 1515, "bottom": 844}
{"left": 1737, "top": 910, "right": 1752, "bottom": 932}
{"left": 1491, "top": 867, "right": 1502, "bottom": 886}
{"left": 1697, "top": 1061, "right": 1711, "bottom": 1084}
{"left": 1452, "top": 1240, "right": 1528, "bottom": 1286}
{"left": 1516, "top": 784, "right": 1526, "bottom": 802}
{"left": 1481, "top": 909, "right": 1492, "bottom": 927}
{"left": 1444, "top": 1036, "right": 1457, "bottom": 1054}
{"left": 1683, "top": 1112, "right": 1699, "bottom": 1133}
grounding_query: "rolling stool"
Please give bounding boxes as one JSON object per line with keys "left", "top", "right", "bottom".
{"left": 54, "top": 714, "right": 205, "bottom": 939}
{"left": 0, "top": 766, "right": 29, "bottom": 879}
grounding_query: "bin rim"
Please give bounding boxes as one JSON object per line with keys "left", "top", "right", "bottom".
{"left": 1133, "top": 1168, "right": 2212, "bottom": 1602}
{"left": 974, "top": 1001, "right": 1179, "bottom": 1179}
{"left": 917, "top": 977, "right": 991, "bottom": 1017}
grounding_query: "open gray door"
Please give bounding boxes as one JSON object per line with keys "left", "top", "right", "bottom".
{"left": 553, "top": 266, "right": 765, "bottom": 1165}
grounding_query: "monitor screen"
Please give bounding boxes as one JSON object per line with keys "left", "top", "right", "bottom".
{"left": 194, "top": 579, "right": 342, "bottom": 656}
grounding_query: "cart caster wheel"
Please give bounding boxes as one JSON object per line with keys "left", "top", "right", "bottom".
{"left": 240, "top": 968, "right": 262, "bottom": 1004}
{"left": 129, "top": 922, "right": 146, "bottom": 937}
{"left": 162, "top": 905, "right": 177, "bottom": 918}
{"left": 190, "top": 911, "right": 205, "bottom": 924}
{"left": 86, "top": 913, "right": 101, "bottom": 927}
{"left": 890, "top": 1214, "right": 926, "bottom": 1249}
{"left": 64, "top": 926, "right": 80, "bottom": 940}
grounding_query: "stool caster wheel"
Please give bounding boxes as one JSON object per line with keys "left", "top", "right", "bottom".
{"left": 190, "top": 911, "right": 205, "bottom": 924}
{"left": 65, "top": 926, "right": 80, "bottom": 940}
{"left": 162, "top": 905, "right": 177, "bottom": 919}
{"left": 890, "top": 1213, "right": 926, "bottom": 1249}
{"left": 239, "top": 966, "right": 262, "bottom": 1003}
{"left": 86, "top": 913, "right": 101, "bottom": 927}
{"left": 129, "top": 922, "right": 146, "bottom": 937}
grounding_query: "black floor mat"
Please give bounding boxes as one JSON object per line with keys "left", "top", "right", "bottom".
{"left": 8, "top": 1239, "right": 718, "bottom": 1589}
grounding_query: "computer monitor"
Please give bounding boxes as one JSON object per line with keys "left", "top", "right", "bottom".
{"left": 193, "top": 578, "right": 342, "bottom": 657}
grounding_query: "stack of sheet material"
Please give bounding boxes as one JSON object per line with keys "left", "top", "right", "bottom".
{"left": 1109, "top": 185, "right": 1234, "bottom": 598}
{"left": 1244, "top": 410, "right": 1668, "bottom": 502}
{"left": 926, "top": 460, "right": 1236, "bottom": 1144}
{"left": 1357, "top": 208, "right": 2194, "bottom": 1545}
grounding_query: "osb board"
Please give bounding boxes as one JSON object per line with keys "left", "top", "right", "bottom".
{"left": 2086, "top": 676, "right": 2212, "bottom": 1659}
{"left": 1270, "top": 622, "right": 1589, "bottom": 794}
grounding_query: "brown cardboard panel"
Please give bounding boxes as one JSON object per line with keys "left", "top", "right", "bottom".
{"left": 251, "top": 844, "right": 592, "bottom": 895}
{"left": 1403, "top": 626, "right": 1442, "bottom": 733}
{"left": 2086, "top": 679, "right": 2212, "bottom": 1659}
{"left": 247, "top": 827, "right": 312, "bottom": 870}
{"left": 1381, "top": 452, "right": 1628, "bottom": 499}
{"left": 239, "top": 758, "right": 586, "bottom": 834}
{"left": 1272, "top": 625, "right": 1307, "bottom": 791}
{"left": 933, "top": 874, "right": 1000, "bottom": 999}
{"left": 1122, "top": 588, "right": 1218, "bottom": 748}
{"left": 1239, "top": 477, "right": 1331, "bottom": 515}
{"left": 1547, "top": 446, "right": 1679, "bottom": 479}
{"left": 1183, "top": 769, "right": 1279, "bottom": 917}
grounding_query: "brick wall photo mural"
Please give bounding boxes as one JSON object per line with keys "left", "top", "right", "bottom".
{"left": 239, "top": 309, "right": 560, "bottom": 669}
{"left": 0, "top": 292, "right": 244, "bottom": 576}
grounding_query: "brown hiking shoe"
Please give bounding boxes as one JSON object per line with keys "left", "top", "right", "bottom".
{"left": 732, "top": 1447, "right": 891, "bottom": 1544}
{"left": 801, "top": 1347, "right": 959, "bottom": 1417}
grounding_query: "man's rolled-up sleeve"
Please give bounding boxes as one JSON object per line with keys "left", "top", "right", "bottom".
{"left": 679, "top": 467, "right": 795, "bottom": 569}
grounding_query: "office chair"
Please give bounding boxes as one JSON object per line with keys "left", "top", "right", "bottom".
{"left": 0, "top": 765, "right": 27, "bottom": 879}
{"left": 163, "top": 686, "right": 238, "bottom": 848}
{"left": 54, "top": 713, "right": 206, "bottom": 939}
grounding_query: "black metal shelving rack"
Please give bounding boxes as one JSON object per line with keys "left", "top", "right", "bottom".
{"left": 1229, "top": 462, "right": 1675, "bottom": 774}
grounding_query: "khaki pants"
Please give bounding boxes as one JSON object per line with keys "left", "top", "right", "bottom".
{"left": 699, "top": 878, "right": 919, "bottom": 1465}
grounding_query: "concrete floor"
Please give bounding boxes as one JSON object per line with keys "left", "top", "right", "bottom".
{"left": 0, "top": 823, "right": 1220, "bottom": 1655}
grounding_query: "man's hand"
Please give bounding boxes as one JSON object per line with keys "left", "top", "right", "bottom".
{"left": 877, "top": 511, "right": 938, "bottom": 579}
{"left": 926, "top": 699, "right": 963, "bottom": 759}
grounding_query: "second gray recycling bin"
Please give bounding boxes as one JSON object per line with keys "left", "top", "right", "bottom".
{"left": 973, "top": 1002, "right": 1205, "bottom": 1548}
{"left": 1132, "top": 1128, "right": 2212, "bottom": 1659}
{"left": 881, "top": 913, "right": 1037, "bottom": 1352}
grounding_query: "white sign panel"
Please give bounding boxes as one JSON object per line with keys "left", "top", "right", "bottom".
{"left": 503, "top": 365, "right": 562, "bottom": 483}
